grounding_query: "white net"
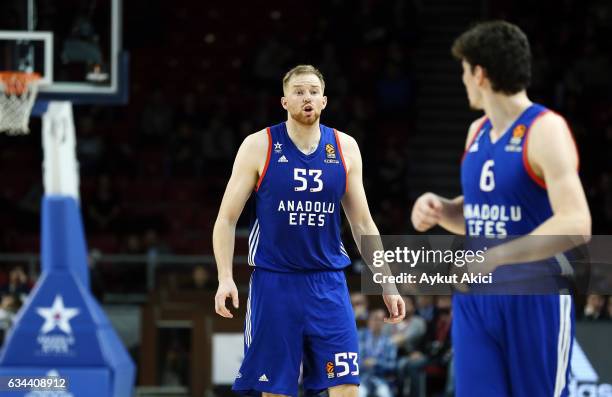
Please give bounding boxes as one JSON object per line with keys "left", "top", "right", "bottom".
{"left": 0, "top": 72, "right": 40, "bottom": 135}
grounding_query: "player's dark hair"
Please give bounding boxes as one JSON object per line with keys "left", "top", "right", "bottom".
{"left": 452, "top": 21, "right": 531, "bottom": 94}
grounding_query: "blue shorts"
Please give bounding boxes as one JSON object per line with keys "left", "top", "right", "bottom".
{"left": 453, "top": 294, "right": 574, "bottom": 397}
{"left": 233, "top": 268, "right": 360, "bottom": 397}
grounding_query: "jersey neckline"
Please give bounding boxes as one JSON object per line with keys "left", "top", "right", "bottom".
{"left": 282, "top": 122, "right": 324, "bottom": 160}
{"left": 487, "top": 103, "right": 537, "bottom": 146}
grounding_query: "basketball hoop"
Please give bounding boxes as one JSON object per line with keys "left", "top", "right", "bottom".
{"left": 0, "top": 71, "right": 41, "bottom": 135}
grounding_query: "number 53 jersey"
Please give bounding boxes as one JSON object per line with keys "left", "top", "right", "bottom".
{"left": 250, "top": 122, "right": 351, "bottom": 272}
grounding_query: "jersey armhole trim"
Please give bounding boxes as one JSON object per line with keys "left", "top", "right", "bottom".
{"left": 461, "top": 117, "right": 488, "bottom": 163}
{"left": 333, "top": 129, "right": 348, "bottom": 193}
{"left": 255, "top": 127, "right": 272, "bottom": 192}
{"left": 522, "top": 111, "right": 549, "bottom": 190}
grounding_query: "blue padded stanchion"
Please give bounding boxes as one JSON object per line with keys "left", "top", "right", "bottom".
{"left": 0, "top": 196, "right": 135, "bottom": 397}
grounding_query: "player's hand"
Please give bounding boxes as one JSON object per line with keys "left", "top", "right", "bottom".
{"left": 215, "top": 277, "right": 239, "bottom": 318}
{"left": 382, "top": 294, "right": 405, "bottom": 324}
{"left": 411, "top": 192, "right": 443, "bottom": 232}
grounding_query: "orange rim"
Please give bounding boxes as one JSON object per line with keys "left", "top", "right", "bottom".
{"left": 0, "top": 71, "right": 41, "bottom": 95}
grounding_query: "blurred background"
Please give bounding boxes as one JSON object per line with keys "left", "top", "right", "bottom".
{"left": 0, "top": 0, "right": 611, "bottom": 396}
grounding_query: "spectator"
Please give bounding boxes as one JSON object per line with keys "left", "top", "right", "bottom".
{"left": 201, "top": 116, "right": 235, "bottom": 173}
{"left": 351, "top": 292, "right": 369, "bottom": 323}
{"left": 181, "top": 265, "right": 215, "bottom": 291}
{"left": 143, "top": 228, "right": 171, "bottom": 256}
{"left": 385, "top": 296, "right": 426, "bottom": 354}
{"left": 583, "top": 294, "right": 607, "bottom": 320}
{"left": 0, "top": 266, "right": 31, "bottom": 300}
{"left": 606, "top": 296, "right": 612, "bottom": 320}
{"left": 117, "top": 234, "right": 146, "bottom": 292}
{"left": 400, "top": 296, "right": 452, "bottom": 397}
{"left": 76, "top": 115, "right": 105, "bottom": 175}
{"left": 87, "top": 174, "right": 121, "bottom": 231}
{"left": 169, "top": 122, "right": 198, "bottom": 177}
{"left": 416, "top": 295, "right": 435, "bottom": 323}
{"left": 0, "top": 293, "right": 21, "bottom": 345}
{"left": 141, "top": 89, "right": 174, "bottom": 144}
{"left": 0, "top": 293, "right": 20, "bottom": 328}
{"left": 88, "top": 249, "right": 105, "bottom": 302}
{"left": 376, "top": 62, "right": 413, "bottom": 117}
{"left": 359, "top": 309, "right": 397, "bottom": 397}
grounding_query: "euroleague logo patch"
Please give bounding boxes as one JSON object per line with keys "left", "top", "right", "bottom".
{"left": 512, "top": 124, "right": 526, "bottom": 139}
{"left": 324, "top": 144, "right": 340, "bottom": 164}
{"left": 505, "top": 124, "right": 526, "bottom": 152}
{"left": 325, "top": 144, "right": 336, "bottom": 158}
{"left": 326, "top": 361, "right": 335, "bottom": 378}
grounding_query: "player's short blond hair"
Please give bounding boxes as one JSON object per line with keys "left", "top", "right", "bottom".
{"left": 282, "top": 65, "right": 325, "bottom": 92}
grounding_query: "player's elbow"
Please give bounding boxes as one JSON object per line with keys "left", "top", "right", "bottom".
{"left": 214, "top": 213, "right": 239, "bottom": 231}
{"left": 568, "top": 211, "right": 591, "bottom": 241}
{"left": 578, "top": 214, "right": 592, "bottom": 242}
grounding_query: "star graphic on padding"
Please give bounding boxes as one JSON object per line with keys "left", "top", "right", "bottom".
{"left": 36, "top": 295, "right": 80, "bottom": 335}
{"left": 274, "top": 142, "right": 283, "bottom": 151}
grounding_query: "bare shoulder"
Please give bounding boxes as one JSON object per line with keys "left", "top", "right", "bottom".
{"left": 530, "top": 111, "right": 570, "bottom": 137}
{"left": 234, "top": 128, "right": 270, "bottom": 173}
{"left": 527, "top": 111, "right": 578, "bottom": 170}
{"left": 465, "top": 115, "right": 487, "bottom": 150}
{"left": 242, "top": 128, "right": 270, "bottom": 152}
{"left": 335, "top": 130, "right": 360, "bottom": 172}
{"left": 335, "top": 130, "right": 359, "bottom": 155}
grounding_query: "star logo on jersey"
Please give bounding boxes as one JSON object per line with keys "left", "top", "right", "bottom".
{"left": 37, "top": 295, "right": 80, "bottom": 334}
{"left": 274, "top": 142, "right": 283, "bottom": 153}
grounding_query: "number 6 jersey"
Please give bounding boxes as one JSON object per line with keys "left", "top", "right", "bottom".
{"left": 461, "top": 103, "right": 579, "bottom": 281}
{"left": 249, "top": 122, "right": 351, "bottom": 272}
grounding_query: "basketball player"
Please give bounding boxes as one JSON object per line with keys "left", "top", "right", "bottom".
{"left": 213, "top": 65, "right": 405, "bottom": 397}
{"left": 411, "top": 22, "right": 591, "bottom": 396}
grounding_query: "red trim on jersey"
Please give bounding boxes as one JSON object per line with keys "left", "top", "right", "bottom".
{"left": 522, "top": 111, "right": 549, "bottom": 189}
{"left": 255, "top": 128, "right": 272, "bottom": 192}
{"left": 461, "top": 117, "right": 488, "bottom": 163}
{"left": 333, "top": 129, "right": 348, "bottom": 193}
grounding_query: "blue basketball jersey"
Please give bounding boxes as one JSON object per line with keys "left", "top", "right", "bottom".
{"left": 456, "top": 103, "right": 576, "bottom": 397}
{"left": 249, "top": 122, "right": 351, "bottom": 272}
{"left": 461, "top": 103, "right": 572, "bottom": 281}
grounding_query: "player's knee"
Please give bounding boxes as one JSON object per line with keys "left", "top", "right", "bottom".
{"left": 328, "top": 383, "right": 359, "bottom": 397}
{"left": 262, "top": 393, "right": 290, "bottom": 397}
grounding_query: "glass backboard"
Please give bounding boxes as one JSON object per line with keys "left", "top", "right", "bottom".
{"left": 0, "top": 0, "right": 127, "bottom": 104}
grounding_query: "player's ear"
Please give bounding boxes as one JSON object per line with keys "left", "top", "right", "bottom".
{"left": 281, "top": 97, "right": 288, "bottom": 110}
{"left": 321, "top": 95, "right": 327, "bottom": 109}
{"left": 474, "top": 65, "right": 486, "bottom": 87}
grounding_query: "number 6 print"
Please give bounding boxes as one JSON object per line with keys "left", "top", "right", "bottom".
{"left": 479, "top": 160, "right": 495, "bottom": 192}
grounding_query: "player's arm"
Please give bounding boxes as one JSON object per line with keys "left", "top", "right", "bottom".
{"left": 485, "top": 113, "right": 591, "bottom": 267}
{"left": 411, "top": 117, "right": 485, "bottom": 234}
{"left": 338, "top": 132, "right": 405, "bottom": 324}
{"left": 213, "top": 130, "right": 268, "bottom": 318}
